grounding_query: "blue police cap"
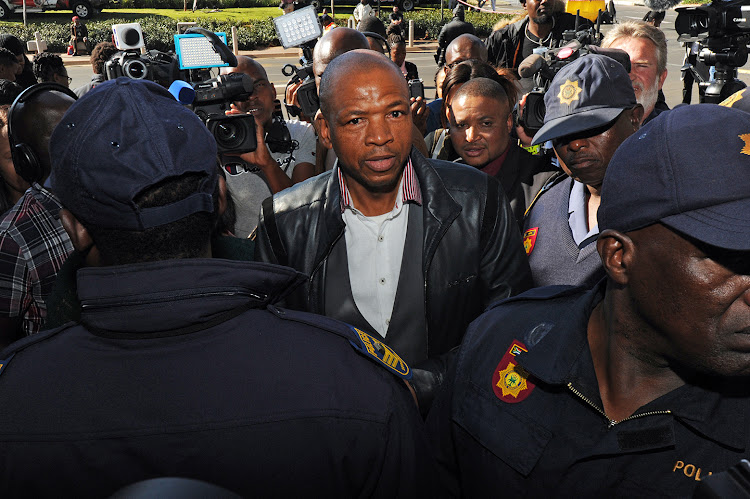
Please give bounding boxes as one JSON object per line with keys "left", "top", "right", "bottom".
{"left": 599, "top": 104, "right": 750, "bottom": 251}
{"left": 50, "top": 77, "right": 218, "bottom": 231}
{"left": 532, "top": 54, "right": 637, "bottom": 146}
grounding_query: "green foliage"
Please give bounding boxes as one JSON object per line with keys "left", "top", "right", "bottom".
{"left": 401, "top": 9, "right": 512, "bottom": 38}
{"left": 0, "top": 7, "right": 512, "bottom": 51}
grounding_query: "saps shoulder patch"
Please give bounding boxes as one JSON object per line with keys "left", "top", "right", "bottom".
{"left": 349, "top": 326, "right": 411, "bottom": 380}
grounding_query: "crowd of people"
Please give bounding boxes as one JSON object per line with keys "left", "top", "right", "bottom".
{"left": 0, "top": 1, "right": 749, "bottom": 496}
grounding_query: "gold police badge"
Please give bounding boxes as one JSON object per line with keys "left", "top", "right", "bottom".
{"left": 740, "top": 134, "right": 750, "bottom": 156}
{"left": 558, "top": 79, "right": 583, "bottom": 106}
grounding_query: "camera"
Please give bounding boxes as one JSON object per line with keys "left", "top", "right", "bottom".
{"left": 409, "top": 79, "right": 424, "bottom": 100}
{"left": 104, "top": 50, "right": 182, "bottom": 89}
{"left": 282, "top": 61, "right": 318, "bottom": 118}
{"left": 676, "top": 0, "right": 750, "bottom": 102}
{"left": 192, "top": 73, "right": 258, "bottom": 159}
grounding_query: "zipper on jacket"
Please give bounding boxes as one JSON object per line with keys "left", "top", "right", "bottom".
{"left": 81, "top": 289, "right": 266, "bottom": 309}
{"left": 567, "top": 382, "right": 672, "bottom": 428}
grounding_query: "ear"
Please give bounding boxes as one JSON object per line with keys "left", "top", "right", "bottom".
{"left": 596, "top": 229, "right": 634, "bottom": 286}
{"left": 318, "top": 114, "right": 333, "bottom": 150}
{"left": 217, "top": 176, "right": 228, "bottom": 218}
{"left": 658, "top": 68, "right": 668, "bottom": 90}
{"left": 629, "top": 104, "right": 644, "bottom": 128}
{"left": 59, "top": 209, "right": 101, "bottom": 267}
{"left": 506, "top": 111, "right": 513, "bottom": 134}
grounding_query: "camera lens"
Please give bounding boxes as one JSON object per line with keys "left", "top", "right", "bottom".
{"left": 214, "top": 120, "right": 246, "bottom": 150}
{"left": 123, "top": 59, "right": 148, "bottom": 80}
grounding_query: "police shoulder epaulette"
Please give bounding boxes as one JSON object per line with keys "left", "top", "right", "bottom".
{"left": 487, "top": 285, "right": 585, "bottom": 311}
{"left": 0, "top": 322, "right": 75, "bottom": 378}
{"left": 267, "top": 306, "right": 412, "bottom": 380}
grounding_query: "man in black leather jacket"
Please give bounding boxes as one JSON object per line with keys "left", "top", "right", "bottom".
{"left": 255, "top": 51, "right": 531, "bottom": 411}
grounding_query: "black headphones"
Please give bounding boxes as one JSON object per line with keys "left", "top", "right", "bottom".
{"left": 8, "top": 82, "right": 78, "bottom": 184}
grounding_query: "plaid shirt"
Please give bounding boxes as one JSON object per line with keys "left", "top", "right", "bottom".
{"left": 0, "top": 184, "right": 74, "bottom": 335}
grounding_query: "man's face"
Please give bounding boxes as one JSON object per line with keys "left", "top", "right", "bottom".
{"left": 0, "top": 62, "right": 18, "bottom": 82}
{"left": 552, "top": 109, "right": 638, "bottom": 188}
{"left": 449, "top": 94, "right": 512, "bottom": 168}
{"left": 624, "top": 224, "right": 750, "bottom": 376}
{"left": 231, "top": 63, "right": 276, "bottom": 126}
{"left": 319, "top": 64, "right": 413, "bottom": 194}
{"left": 607, "top": 37, "right": 666, "bottom": 117}
{"left": 390, "top": 44, "right": 406, "bottom": 67}
{"left": 53, "top": 68, "right": 70, "bottom": 88}
{"left": 525, "top": 0, "right": 552, "bottom": 24}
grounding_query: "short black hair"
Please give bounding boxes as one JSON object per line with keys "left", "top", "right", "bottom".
{"left": 86, "top": 173, "right": 220, "bottom": 266}
{"left": 90, "top": 41, "right": 117, "bottom": 75}
{"left": 32, "top": 52, "right": 65, "bottom": 83}
{"left": 387, "top": 33, "right": 405, "bottom": 47}
{"left": 0, "top": 48, "right": 17, "bottom": 69}
{"left": 0, "top": 79, "right": 22, "bottom": 105}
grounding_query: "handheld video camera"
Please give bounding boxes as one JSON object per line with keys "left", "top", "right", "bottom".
{"left": 192, "top": 73, "right": 258, "bottom": 160}
{"left": 676, "top": 0, "right": 750, "bottom": 102}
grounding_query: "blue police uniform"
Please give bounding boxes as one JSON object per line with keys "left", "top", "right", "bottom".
{"left": 0, "top": 258, "right": 436, "bottom": 497}
{"left": 426, "top": 281, "right": 750, "bottom": 497}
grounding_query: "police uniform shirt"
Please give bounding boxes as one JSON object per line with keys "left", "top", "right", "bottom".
{"left": 426, "top": 281, "right": 750, "bottom": 498}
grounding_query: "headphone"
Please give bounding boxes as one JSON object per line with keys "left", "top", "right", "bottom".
{"left": 8, "top": 82, "right": 78, "bottom": 184}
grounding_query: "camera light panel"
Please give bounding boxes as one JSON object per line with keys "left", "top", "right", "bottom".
{"left": 273, "top": 6, "right": 321, "bottom": 49}
{"left": 174, "top": 32, "right": 230, "bottom": 70}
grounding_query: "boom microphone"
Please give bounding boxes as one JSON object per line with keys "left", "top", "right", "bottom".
{"left": 642, "top": 0, "right": 681, "bottom": 13}
{"left": 518, "top": 53, "right": 547, "bottom": 79}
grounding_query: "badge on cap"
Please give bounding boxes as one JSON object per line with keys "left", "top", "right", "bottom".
{"left": 558, "top": 79, "right": 583, "bottom": 106}
{"left": 739, "top": 134, "right": 750, "bottom": 156}
{"left": 349, "top": 326, "right": 411, "bottom": 380}
{"left": 720, "top": 89, "right": 746, "bottom": 108}
{"left": 492, "top": 341, "right": 535, "bottom": 403}
{"left": 523, "top": 227, "right": 538, "bottom": 255}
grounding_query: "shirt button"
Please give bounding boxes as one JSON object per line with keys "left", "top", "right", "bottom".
{"left": 378, "top": 235, "right": 384, "bottom": 242}
{"left": 380, "top": 278, "right": 386, "bottom": 285}
{"left": 386, "top": 319, "right": 390, "bottom": 325}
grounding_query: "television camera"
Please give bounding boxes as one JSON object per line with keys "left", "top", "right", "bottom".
{"left": 676, "top": 0, "right": 750, "bottom": 103}
{"left": 103, "top": 23, "right": 293, "bottom": 174}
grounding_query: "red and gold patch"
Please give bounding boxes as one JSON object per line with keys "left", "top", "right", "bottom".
{"left": 523, "top": 228, "right": 538, "bottom": 255}
{"left": 492, "top": 340, "right": 535, "bottom": 403}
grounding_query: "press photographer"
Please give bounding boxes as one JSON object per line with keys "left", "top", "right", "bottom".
{"left": 220, "top": 56, "right": 316, "bottom": 238}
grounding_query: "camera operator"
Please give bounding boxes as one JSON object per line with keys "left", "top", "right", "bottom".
{"left": 523, "top": 55, "right": 642, "bottom": 288}
{"left": 219, "top": 56, "right": 316, "bottom": 238}
{"left": 602, "top": 21, "right": 669, "bottom": 124}
{"left": 486, "top": 0, "right": 592, "bottom": 93}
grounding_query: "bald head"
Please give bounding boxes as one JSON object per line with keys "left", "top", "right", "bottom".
{"left": 445, "top": 34, "right": 488, "bottom": 67}
{"left": 319, "top": 49, "right": 407, "bottom": 118}
{"left": 313, "top": 28, "right": 369, "bottom": 88}
{"left": 220, "top": 55, "right": 268, "bottom": 80}
{"left": 16, "top": 90, "right": 75, "bottom": 182}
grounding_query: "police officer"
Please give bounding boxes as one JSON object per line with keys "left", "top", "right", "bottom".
{"left": 0, "top": 78, "right": 436, "bottom": 497}
{"left": 427, "top": 104, "right": 750, "bottom": 497}
{"left": 524, "top": 55, "right": 643, "bottom": 288}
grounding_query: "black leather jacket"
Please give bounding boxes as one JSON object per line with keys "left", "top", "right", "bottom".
{"left": 255, "top": 149, "right": 532, "bottom": 364}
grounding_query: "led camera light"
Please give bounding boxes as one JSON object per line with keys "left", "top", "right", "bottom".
{"left": 273, "top": 5, "right": 322, "bottom": 49}
{"left": 174, "top": 32, "right": 230, "bottom": 70}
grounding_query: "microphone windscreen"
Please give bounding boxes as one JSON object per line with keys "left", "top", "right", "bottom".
{"left": 518, "top": 53, "right": 545, "bottom": 79}
{"left": 642, "top": 0, "right": 681, "bottom": 12}
{"left": 169, "top": 79, "right": 195, "bottom": 105}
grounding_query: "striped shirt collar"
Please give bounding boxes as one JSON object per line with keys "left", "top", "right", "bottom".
{"left": 337, "top": 158, "right": 422, "bottom": 213}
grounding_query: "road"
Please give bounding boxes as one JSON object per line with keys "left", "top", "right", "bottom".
{"left": 67, "top": 4, "right": 750, "bottom": 107}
